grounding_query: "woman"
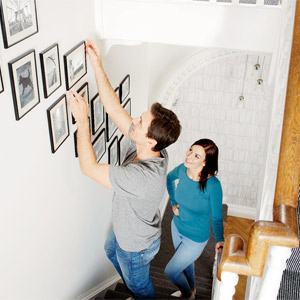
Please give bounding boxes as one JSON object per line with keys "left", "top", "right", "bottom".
{"left": 164, "top": 139, "right": 224, "bottom": 299}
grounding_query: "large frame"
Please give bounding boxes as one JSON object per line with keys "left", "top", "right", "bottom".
{"left": 108, "top": 136, "right": 119, "bottom": 166}
{"left": 118, "top": 134, "right": 130, "bottom": 165}
{"left": 47, "top": 94, "right": 69, "bottom": 153}
{"left": 40, "top": 43, "right": 61, "bottom": 98}
{"left": 0, "top": 0, "right": 38, "bottom": 48}
{"left": 120, "top": 74, "right": 130, "bottom": 103}
{"left": 91, "top": 93, "right": 104, "bottom": 135}
{"left": 0, "top": 67, "right": 3, "bottom": 93}
{"left": 8, "top": 49, "right": 40, "bottom": 120}
{"left": 63, "top": 41, "right": 87, "bottom": 90}
{"left": 72, "top": 82, "right": 89, "bottom": 124}
{"left": 92, "top": 128, "right": 106, "bottom": 163}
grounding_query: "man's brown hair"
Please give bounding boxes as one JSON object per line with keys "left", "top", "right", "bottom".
{"left": 147, "top": 102, "right": 181, "bottom": 152}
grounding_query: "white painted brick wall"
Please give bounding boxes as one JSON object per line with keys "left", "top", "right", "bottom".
{"left": 168, "top": 54, "right": 271, "bottom": 208}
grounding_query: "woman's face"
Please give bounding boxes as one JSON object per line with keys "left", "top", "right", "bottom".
{"left": 184, "top": 145, "right": 206, "bottom": 171}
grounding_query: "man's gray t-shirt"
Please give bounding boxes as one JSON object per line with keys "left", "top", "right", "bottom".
{"left": 109, "top": 138, "right": 168, "bottom": 252}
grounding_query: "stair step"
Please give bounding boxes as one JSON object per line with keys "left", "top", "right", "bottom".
{"left": 103, "top": 288, "right": 130, "bottom": 299}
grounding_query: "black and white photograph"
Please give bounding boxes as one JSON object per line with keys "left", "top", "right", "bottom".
{"left": 91, "top": 93, "right": 104, "bottom": 135}
{"left": 8, "top": 49, "right": 40, "bottom": 120}
{"left": 118, "top": 134, "right": 130, "bottom": 165}
{"left": 63, "top": 41, "right": 87, "bottom": 90}
{"left": 123, "top": 98, "right": 131, "bottom": 116}
{"left": 47, "top": 94, "right": 69, "bottom": 153}
{"left": 40, "top": 43, "right": 61, "bottom": 98}
{"left": 0, "top": 67, "right": 3, "bottom": 93}
{"left": 106, "top": 112, "right": 117, "bottom": 142}
{"left": 92, "top": 128, "right": 106, "bottom": 163}
{"left": 0, "top": 0, "right": 38, "bottom": 48}
{"left": 120, "top": 74, "right": 130, "bottom": 103}
{"left": 72, "top": 82, "right": 89, "bottom": 124}
{"left": 108, "top": 136, "right": 119, "bottom": 166}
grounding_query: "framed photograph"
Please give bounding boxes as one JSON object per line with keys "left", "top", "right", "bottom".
{"left": 120, "top": 74, "right": 130, "bottom": 103}
{"left": 74, "top": 130, "right": 78, "bottom": 158}
{"left": 91, "top": 93, "right": 104, "bottom": 135}
{"left": 0, "top": 0, "right": 38, "bottom": 48}
{"left": 8, "top": 49, "right": 40, "bottom": 120}
{"left": 0, "top": 67, "right": 3, "bottom": 93}
{"left": 72, "top": 82, "right": 89, "bottom": 124}
{"left": 108, "top": 136, "right": 119, "bottom": 166}
{"left": 106, "top": 112, "right": 117, "bottom": 142}
{"left": 40, "top": 43, "right": 61, "bottom": 98}
{"left": 47, "top": 94, "right": 69, "bottom": 153}
{"left": 123, "top": 98, "right": 131, "bottom": 116}
{"left": 92, "top": 128, "right": 106, "bottom": 163}
{"left": 63, "top": 41, "right": 87, "bottom": 90}
{"left": 118, "top": 134, "right": 130, "bottom": 165}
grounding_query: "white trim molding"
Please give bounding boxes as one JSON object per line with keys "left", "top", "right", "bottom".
{"left": 227, "top": 204, "right": 256, "bottom": 220}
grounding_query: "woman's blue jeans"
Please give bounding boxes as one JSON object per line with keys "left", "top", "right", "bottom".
{"left": 104, "top": 230, "right": 160, "bottom": 299}
{"left": 164, "top": 220, "right": 208, "bottom": 298}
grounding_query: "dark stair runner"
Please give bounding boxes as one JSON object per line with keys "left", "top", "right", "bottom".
{"left": 101, "top": 202, "right": 228, "bottom": 299}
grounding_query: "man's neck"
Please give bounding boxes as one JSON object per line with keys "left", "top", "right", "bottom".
{"left": 133, "top": 145, "right": 161, "bottom": 161}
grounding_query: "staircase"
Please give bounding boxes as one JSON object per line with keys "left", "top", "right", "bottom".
{"left": 99, "top": 202, "right": 227, "bottom": 299}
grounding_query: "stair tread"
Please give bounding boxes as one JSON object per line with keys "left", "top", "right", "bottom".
{"left": 103, "top": 289, "right": 130, "bottom": 299}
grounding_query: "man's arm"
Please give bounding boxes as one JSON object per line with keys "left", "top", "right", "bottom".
{"left": 86, "top": 39, "right": 132, "bottom": 138}
{"left": 69, "top": 90, "right": 113, "bottom": 189}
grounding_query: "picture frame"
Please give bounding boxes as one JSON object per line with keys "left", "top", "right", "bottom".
{"left": 108, "top": 136, "right": 119, "bottom": 166}
{"left": 72, "top": 82, "right": 89, "bottom": 124}
{"left": 63, "top": 41, "right": 87, "bottom": 90}
{"left": 40, "top": 43, "right": 61, "bottom": 98}
{"left": 120, "top": 74, "right": 130, "bottom": 103}
{"left": 46, "top": 94, "right": 69, "bottom": 153}
{"left": 0, "top": 67, "right": 3, "bottom": 93}
{"left": 118, "top": 134, "right": 130, "bottom": 165}
{"left": 123, "top": 98, "right": 131, "bottom": 116}
{"left": 92, "top": 128, "right": 106, "bottom": 163}
{"left": 0, "top": 0, "right": 38, "bottom": 48}
{"left": 74, "top": 130, "right": 78, "bottom": 158}
{"left": 105, "top": 87, "right": 119, "bottom": 141}
{"left": 91, "top": 93, "right": 104, "bottom": 135}
{"left": 8, "top": 49, "right": 40, "bottom": 120}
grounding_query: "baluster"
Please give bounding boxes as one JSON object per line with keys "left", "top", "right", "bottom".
{"left": 216, "top": 271, "right": 239, "bottom": 300}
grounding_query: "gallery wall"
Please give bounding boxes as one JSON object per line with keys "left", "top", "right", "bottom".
{"left": 0, "top": 0, "right": 149, "bottom": 298}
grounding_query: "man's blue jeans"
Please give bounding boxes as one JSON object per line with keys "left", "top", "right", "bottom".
{"left": 164, "top": 220, "right": 208, "bottom": 297}
{"left": 104, "top": 230, "right": 160, "bottom": 299}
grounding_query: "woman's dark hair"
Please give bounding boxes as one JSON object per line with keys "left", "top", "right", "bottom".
{"left": 192, "top": 138, "right": 219, "bottom": 192}
{"left": 147, "top": 103, "right": 181, "bottom": 152}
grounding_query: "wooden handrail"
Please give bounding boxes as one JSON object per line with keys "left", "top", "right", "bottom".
{"left": 218, "top": 1, "right": 300, "bottom": 281}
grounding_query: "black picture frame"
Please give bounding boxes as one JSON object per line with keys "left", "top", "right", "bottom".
{"left": 108, "top": 136, "right": 119, "bottom": 166}
{"left": 46, "top": 94, "right": 69, "bottom": 153}
{"left": 118, "top": 134, "right": 130, "bottom": 165}
{"left": 0, "top": 0, "right": 38, "bottom": 48}
{"left": 63, "top": 41, "right": 87, "bottom": 90}
{"left": 92, "top": 128, "right": 106, "bottom": 163}
{"left": 72, "top": 81, "right": 89, "bottom": 124}
{"left": 123, "top": 98, "right": 131, "bottom": 116}
{"left": 8, "top": 49, "right": 40, "bottom": 120}
{"left": 105, "top": 87, "right": 119, "bottom": 141}
{"left": 74, "top": 130, "right": 78, "bottom": 158}
{"left": 0, "top": 67, "right": 3, "bottom": 93}
{"left": 91, "top": 93, "right": 104, "bottom": 135}
{"left": 40, "top": 43, "right": 61, "bottom": 98}
{"left": 120, "top": 74, "right": 130, "bottom": 103}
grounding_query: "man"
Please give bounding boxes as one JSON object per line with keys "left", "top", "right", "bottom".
{"left": 69, "top": 39, "right": 181, "bottom": 299}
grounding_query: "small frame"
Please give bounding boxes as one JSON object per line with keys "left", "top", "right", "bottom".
{"left": 108, "top": 136, "right": 119, "bottom": 166}
{"left": 123, "top": 98, "right": 131, "bottom": 116}
{"left": 120, "top": 74, "right": 130, "bottom": 103}
{"left": 8, "top": 49, "right": 40, "bottom": 120}
{"left": 105, "top": 87, "right": 119, "bottom": 141}
{"left": 63, "top": 41, "right": 87, "bottom": 90}
{"left": 91, "top": 93, "right": 104, "bottom": 135}
{"left": 72, "top": 82, "right": 89, "bottom": 124}
{"left": 47, "top": 94, "right": 69, "bottom": 153}
{"left": 0, "top": 0, "right": 38, "bottom": 48}
{"left": 40, "top": 43, "right": 61, "bottom": 98}
{"left": 0, "top": 67, "right": 3, "bottom": 93}
{"left": 93, "top": 128, "right": 106, "bottom": 162}
{"left": 118, "top": 134, "right": 130, "bottom": 165}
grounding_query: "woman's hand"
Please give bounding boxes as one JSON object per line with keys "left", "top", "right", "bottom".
{"left": 215, "top": 241, "right": 224, "bottom": 253}
{"left": 172, "top": 204, "right": 179, "bottom": 216}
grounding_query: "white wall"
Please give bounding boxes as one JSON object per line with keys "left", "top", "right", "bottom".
{"left": 0, "top": 1, "right": 149, "bottom": 298}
